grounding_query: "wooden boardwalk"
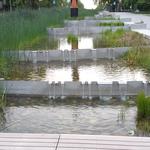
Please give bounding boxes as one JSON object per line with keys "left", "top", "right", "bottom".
{"left": 0, "top": 133, "right": 150, "bottom": 150}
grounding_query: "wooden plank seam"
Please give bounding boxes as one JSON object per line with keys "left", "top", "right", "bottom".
{"left": 55, "top": 134, "right": 61, "bottom": 150}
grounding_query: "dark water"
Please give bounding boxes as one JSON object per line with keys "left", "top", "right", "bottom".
{"left": 0, "top": 98, "right": 138, "bottom": 136}
{"left": 3, "top": 60, "right": 150, "bottom": 83}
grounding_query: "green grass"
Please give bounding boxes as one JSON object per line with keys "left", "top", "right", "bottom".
{"left": 98, "top": 17, "right": 118, "bottom": 20}
{"left": 136, "top": 92, "right": 150, "bottom": 134}
{"left": 97, "top": 22, "right": 124, "bottom": 26}
{"left": 94, "top": 29, "right": 149, "bottom": 48}
{"left": 67, "top": 34, "right": 78, "bottom": 43}
{"left": 122, "top": 47, "right": 150, "bottom": 70}
{"left": 137, "top": 92, "right": 150, "bottom": 120}
{"left": 0, "top": 7, "right": 99, "bottom": 51}
{"left": 136, "top": 120, "right": 150, "bottom": 135}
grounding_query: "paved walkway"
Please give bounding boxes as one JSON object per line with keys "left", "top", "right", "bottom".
{"left": 114, "top": 12, "right": 150, "bottom": 38}
{"left": 0, "top": 133, "right": 150, "bottom": 150}
{"left": 114, "top": 12, "right": 150, "bottom": 29}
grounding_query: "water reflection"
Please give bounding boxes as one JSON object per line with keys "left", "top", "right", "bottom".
{"left": 2, "top": 60, "right": 150, "bottom": 83}
{"left": 22, "top": 35, "right": 95, "bottom": 50}
{"left": 0, "top": 109, "right": 6, "bottom": 130}
{"left": 0, "top": 98, "right": 137, "bottom": 136}
{"left": 59, "top": 36, "right": 94, "bottom": 50}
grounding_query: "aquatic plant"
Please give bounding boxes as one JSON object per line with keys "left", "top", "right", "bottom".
{"left": 67, "top": 34, "right": 78, "bottom": 44}
{"left": 136, "top": 92, "right": 150, "bottom": 120}
{"left": 137, "top": 120, "right": 150, "bottom": 135}
{"left": 122, "top": 47, "right": 150, "bottom": 70}
{"left": 98, "top": 17, "right": 118, "bottom": 20}
{"left": 0, "top": 86, "right": 6, "bottom": 110}
{"left": 98, "top": 22, "right": 124, "bottom": 26}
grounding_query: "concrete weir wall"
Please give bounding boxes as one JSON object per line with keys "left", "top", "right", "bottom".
{"left": 47, "top": 26, "right": 130, "bottom": 36}
{"left": 64, "top": 19, "right": 130, "bottom": 27}
{"left": 1, "top": 47, "right": 129, "bottom": 62}
{"left": 0, "top": 81, "right": 150, "bottom": 99}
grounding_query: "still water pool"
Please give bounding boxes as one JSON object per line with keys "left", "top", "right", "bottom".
{"left": 4, "top": 60, "right": 150, "bottom": 83}
{"left": 0, "top": 99, "right": 137, "bottom": 136}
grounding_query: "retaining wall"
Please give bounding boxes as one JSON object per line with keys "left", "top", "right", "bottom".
{"left": 47, "top": 26, "right": 130, "bottom": 36}
{"left": 0, "top": 81, "right": 149, "bottom": 99}
{"left": 64, "top": 19, "right": 127, "bottom": 27}
{"left": 0, "top": 47, "right": 129, "bottom": 62}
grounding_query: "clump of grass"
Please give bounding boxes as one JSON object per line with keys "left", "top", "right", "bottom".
{"left": 0, "top": 86, "right": 6, "bottom": 110}
{"left": 67, "top": 34, "right": 78, "bottom": 44}
{"left": 136, "top": 92, "right": 150, "bottom": 135}
{"left": 122, "top": 47, "right": 150, "bottom": 70}
{"left": 136, "top": 92, "right": 150, "bottom": 120}
{"left": 98, "top": 22, "right": 124, "bottom": 26}
{"left": 20, "top": 36, "right": 58, "bottom": 50}
{"left": 94, "top": 29, "right": 149, "bottom": 48}
{"left": 137, "top": 120, "right": 150, "bottom": 135}
{"left": 94, "top": 28, "right": 125, "bottom": 48}
{"left": 98, "top": 17, "right": 117, "bottom": 20}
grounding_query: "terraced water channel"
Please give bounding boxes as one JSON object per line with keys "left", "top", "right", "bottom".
{"left": 1, "top": 32, "right": 150, "bottom": 136}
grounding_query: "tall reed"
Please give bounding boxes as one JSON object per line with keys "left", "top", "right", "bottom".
{"left": 137, "top": 92, "right": 150, "bottom": 120}
{"left": 0, "top": 8, "right": 98, "bottom": 51}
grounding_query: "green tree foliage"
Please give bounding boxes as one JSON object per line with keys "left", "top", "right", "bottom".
{"left": 3, "top": 0, "right": 69, "bottom": 9}
{"left": 95, "top": 0, "right": 150, "bottom": 11}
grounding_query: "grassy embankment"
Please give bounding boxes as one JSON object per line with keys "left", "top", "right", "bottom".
{"left": 94, "top": 28, "right": 150, "bottom": 72}
{"left": 94, "top": 29, "right": 149, "bottom": 48}
{"left": 0, "top": 7, "right": 98, "bottom": 51}
{"left": 123, "top": 47, "right": 150, "bottom": 70}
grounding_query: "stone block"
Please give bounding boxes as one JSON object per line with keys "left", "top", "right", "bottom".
{"left": 76, "top": 49, "right": 92, "bottom": 60}
{"left": 127, "top": 81, "right": 144, "bottom": 95}
{"left": 63, "top": 81, "right": 82, "bottom": 96}
{"left": 112, "top": 81, "right": 120, "bottom": 96}
{"left": 48, "top": 50, "right": 63, "bottom": 61}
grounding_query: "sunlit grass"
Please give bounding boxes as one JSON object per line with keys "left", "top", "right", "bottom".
{"left": 123, "top": 47, "right": 150, "bottom": 70}
{"left": 94, "top": 29, "right": 149, "bottom": 48}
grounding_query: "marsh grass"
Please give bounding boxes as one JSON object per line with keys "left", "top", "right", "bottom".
{"left": 98, "top": 22, "right": 124, "bottom": 26}
{"left": 123, "top": 47, "right": 150, "bottom": 70}
{"left": 137, "top": 120, "right": 150, "bottom": 135}
{"left": 0, "top": 91, "right": 6, "bottom": 110}
{"left": 0, "top": 85, "right": 6, "bottom": 110}
{"left": 94, "top": 29, "right": 149, "bottom": 48}
{"left": 98, "top": 17, "right": 118, "bottom": 20}
{"left": 20, "top": 36, "right": 58, "bottom": 50}
{"left": 67, "top": 34, "right": 78, "bottom": 43}
{"left": 137, "top": 92, "right": 150, "bottom": 120}
{"left": 136, "top": 92, "right": 150, "bottom": 134}
{"left": 0, "top": 8, "right": 98, "bottom": 51}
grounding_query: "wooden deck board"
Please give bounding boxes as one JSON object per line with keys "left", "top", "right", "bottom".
{"left": 0, "top": 133, "right": 149, "bottom": 150}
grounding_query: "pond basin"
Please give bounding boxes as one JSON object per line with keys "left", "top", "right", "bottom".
{"left": 3, "top": 60, "right": 150, "bottom": 83}
{"left": 0, "top": 98, "right": 138, "bottom": 136}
